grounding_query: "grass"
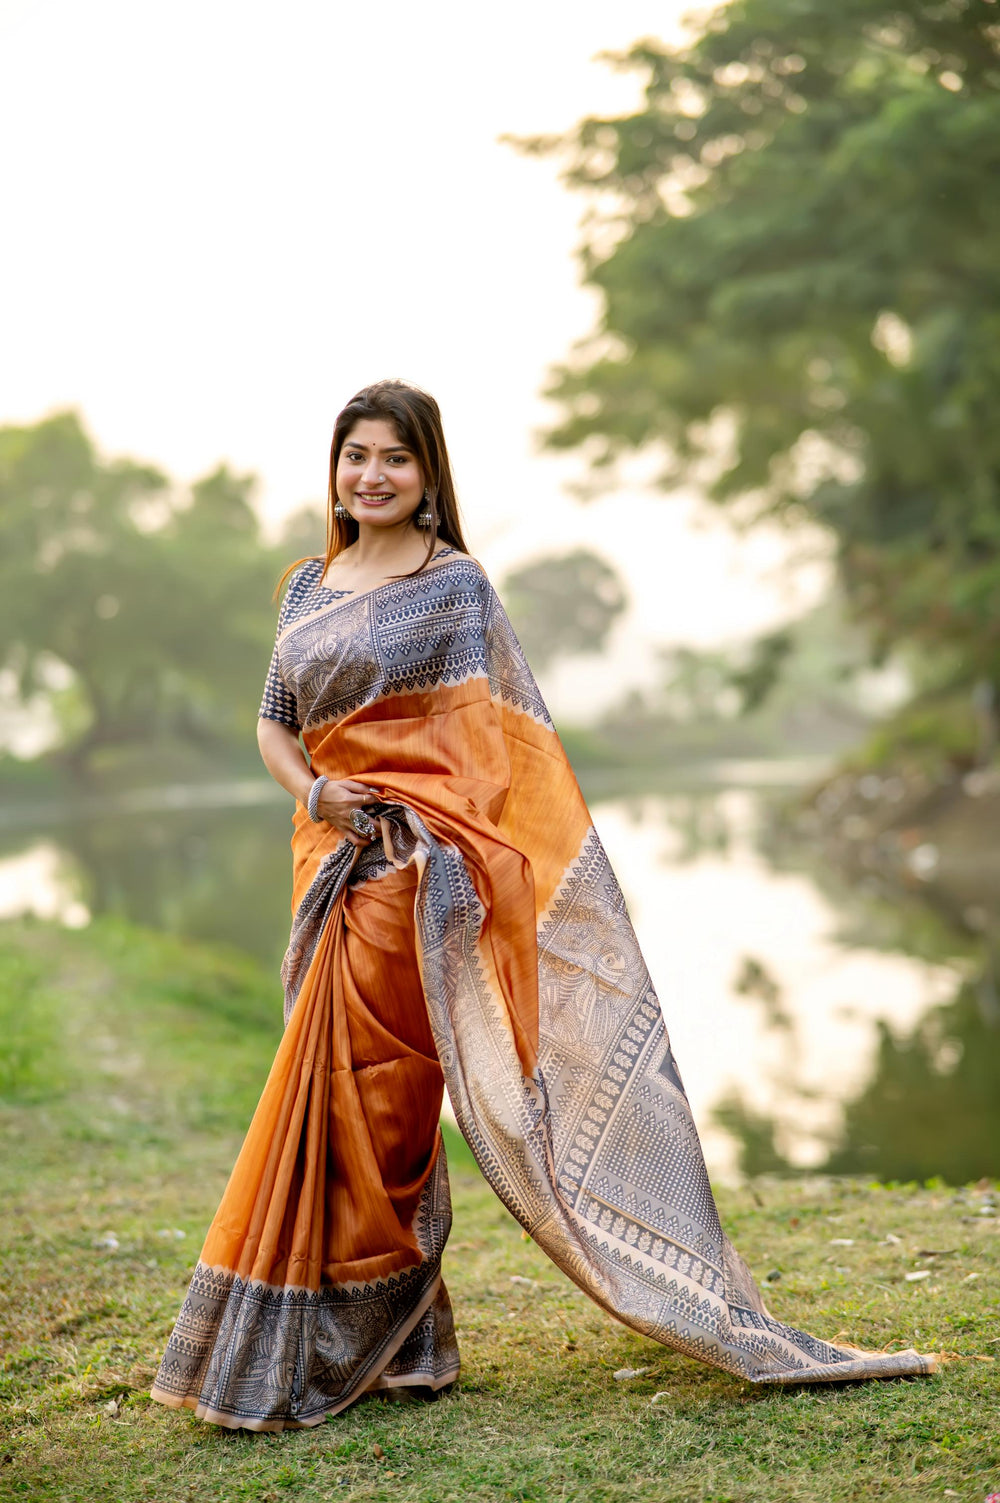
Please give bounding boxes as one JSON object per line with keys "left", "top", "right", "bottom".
{"left": 0, "top": 916, "right": 998, "bottom": 1503}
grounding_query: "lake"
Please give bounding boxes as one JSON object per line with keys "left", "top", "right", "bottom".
{"left": 1, "top": 761, "right": 996, "bottom": 1183}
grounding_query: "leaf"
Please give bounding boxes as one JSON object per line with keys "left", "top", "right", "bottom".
{"left": 904, "top": 1270, "right": 931, "bottom": 1282}
{"left": 372, "top": 1443, "right": 385, "bottom": 1460}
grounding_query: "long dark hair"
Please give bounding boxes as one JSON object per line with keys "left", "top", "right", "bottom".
{"left": 276, "top": 379, "right": 469, "bottom": 598}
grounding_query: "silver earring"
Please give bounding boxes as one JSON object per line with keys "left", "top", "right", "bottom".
{"left": 334, "top": 502, "right": 349, "bottom": 519}
{"left": 416, "top": 488, "right": 434, "bottom": 529}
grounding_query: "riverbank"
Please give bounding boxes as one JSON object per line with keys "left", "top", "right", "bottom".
{"left": 1, "top": 917, "right": 997, "bottom": 1502}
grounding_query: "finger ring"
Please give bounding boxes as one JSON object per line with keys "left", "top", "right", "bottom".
{"left": 350, "top": 809, "right": 377, "bottom": 838}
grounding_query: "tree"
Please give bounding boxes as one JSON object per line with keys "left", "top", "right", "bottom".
{"left": 277, "top": 504, "right": 326, "bottom": 561}
{"left": 518, "top": 0, "right": 1000, "bottom": 712}
{"left": 0, "top": 411, "right": 281, "bottom": 779}
{"left": 821, "top": 983, "right": 1000, "bottom": 1182}
{"left": 501, "top": 549, "right": 627, "bottom": 670}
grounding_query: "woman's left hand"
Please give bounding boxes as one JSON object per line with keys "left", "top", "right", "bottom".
{"left": 315, "top": 778, "right": 382, "bottom": 847}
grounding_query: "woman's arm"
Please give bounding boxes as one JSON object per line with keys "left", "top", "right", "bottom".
{"left": 256, "top": 718, "right": 380, "bottom": 848}
{"left": 256, "top": 716, "right": 314, "bottom": 805}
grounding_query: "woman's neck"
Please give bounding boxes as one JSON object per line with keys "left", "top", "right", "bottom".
{"left": 330, "top": 522, "right": 434, "bottom": 579}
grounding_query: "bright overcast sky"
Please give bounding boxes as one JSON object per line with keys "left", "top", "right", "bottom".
{"left": 0, "top": 0, "right": 829, "bottom": 718}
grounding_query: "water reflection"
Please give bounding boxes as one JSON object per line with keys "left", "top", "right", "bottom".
{"left": 0, "top": 792, "right": 296, "bottom": 971}
{"left": 1, "top": 775, "right": 997, "bottom": 1181}
{"left": 589, "top": 791, "right": 961, "bottom": 1178}
{"left": 756, "top": 802, "right": 1000, "bottom": 1183}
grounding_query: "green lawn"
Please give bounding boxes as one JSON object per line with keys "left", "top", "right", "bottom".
{"left": 0, "top": 916, "right": 997, "bottom": 1503}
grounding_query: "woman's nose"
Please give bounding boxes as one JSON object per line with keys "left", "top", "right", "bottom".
{"left": 362, "top": 460, "right": 384, "bottom": 484}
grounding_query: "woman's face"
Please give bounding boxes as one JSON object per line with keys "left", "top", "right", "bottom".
{"left": 336, "top": 419, "right": 425, "bottom": 529}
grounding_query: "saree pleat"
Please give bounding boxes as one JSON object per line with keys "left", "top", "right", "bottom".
{"left": 151, "top": 858, "right": 457, "bottom": 1429}
{"left": 152, "top": 555, "right": 934, "bottom": 1431}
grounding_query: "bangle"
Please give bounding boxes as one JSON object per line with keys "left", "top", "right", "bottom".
{"left": 307, "top": 775, "right": 329, "bottom": 823}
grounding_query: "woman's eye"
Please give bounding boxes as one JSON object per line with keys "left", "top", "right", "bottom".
{"left": 341, "top": 451, "right": 410, "bottom": 465}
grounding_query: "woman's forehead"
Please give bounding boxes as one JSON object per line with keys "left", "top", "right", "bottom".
{"left": 342, "top": 418, "right": 409, "bottom": 451}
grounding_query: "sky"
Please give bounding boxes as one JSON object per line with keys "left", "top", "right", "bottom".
{"left": 0, "top": 0, "right": 832, "bottom": 718}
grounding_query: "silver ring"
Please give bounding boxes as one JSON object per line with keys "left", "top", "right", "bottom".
{"left": 350, "top": 808, "right": 377, "bottom": 838}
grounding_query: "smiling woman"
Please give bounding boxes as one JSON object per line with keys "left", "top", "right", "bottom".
{"left": 317, "top": 381, "right": 468, "bottom": 593}
{"left": 149, "top": 379, "right": 936, "bottom": 1432}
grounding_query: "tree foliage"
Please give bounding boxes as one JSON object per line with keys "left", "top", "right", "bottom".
{"left": 501, "top": 548, "right": 628, "bottom": 670}
{"left": 521, "top": 0, "right": 1000, "bottom": 692}
{"left": 0, "top": 411, "right": 281, "bottom": 777}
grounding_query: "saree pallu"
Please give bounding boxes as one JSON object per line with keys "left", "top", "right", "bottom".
{"left": 151, "top": 554, "right": 935, "bottom": 1430}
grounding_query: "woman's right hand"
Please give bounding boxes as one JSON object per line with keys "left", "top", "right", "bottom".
{"left": 314, "top": 778, "right": 383, "bottom": 847}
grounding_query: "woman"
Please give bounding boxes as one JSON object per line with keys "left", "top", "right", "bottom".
{"left": 150, "top": 380, "right": 935, "bottom": 1431}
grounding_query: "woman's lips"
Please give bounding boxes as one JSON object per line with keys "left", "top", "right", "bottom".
{"left": 356, "top": 492, "right": 395, "bottom": 505}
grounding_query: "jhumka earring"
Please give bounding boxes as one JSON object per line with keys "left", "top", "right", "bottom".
{"left": 416, "top": 488, "right": 434, "bottom": 528}
{"left": 334, "top": 502, "right": 349, "bottom": 519}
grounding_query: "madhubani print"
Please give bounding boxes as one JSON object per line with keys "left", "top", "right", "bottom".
{"left": 368, "top": 1283, "right": 460, "bottom": 1392}
{"left": 151, "top": 1147, "right": 454, "bottom": 1430}
{"left": 397, "top": 814, "right": 920, "bottom": 1383}
{"left": 258, "top": 558, "right": 354, "bottom": 729}
{"left": 272, "top": 557, "right": 494, "bottom": 730}
{"left": 482, "top": 582, "right": 554, "bottom": 729}
{"left": 262, "top": 554, "right": 558, "bottom": 734}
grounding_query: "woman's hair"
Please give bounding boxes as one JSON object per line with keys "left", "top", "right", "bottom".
{"left": 276, "top": 379, "right": 469, "bottom": 597}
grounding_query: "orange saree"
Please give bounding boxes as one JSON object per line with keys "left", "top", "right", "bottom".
{"left": 150, "top": 552, "right": 935, "bottom": 1430}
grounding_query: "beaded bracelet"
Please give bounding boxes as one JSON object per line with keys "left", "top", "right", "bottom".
{"left": 307, "top": 774, "right": 329, "bottom": 823}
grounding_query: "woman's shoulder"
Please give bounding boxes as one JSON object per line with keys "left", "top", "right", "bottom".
{"left": 279, "top": 556, "right": 325, "bottom": 602}
{"left": 286, "top": 556, "right": 325, "bottom": 590}
{"left": 427, "top": 549, "right": 501, "bottom": 610}
{"left": 429, "top": 547, "right": 491, "bottom": 586}
{"left": 275, "top": 557, "right": 325, "bottom": 626}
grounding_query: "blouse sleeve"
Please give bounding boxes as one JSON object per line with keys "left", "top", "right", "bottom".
{"left": 257, "top": 567, "right": 305, "bottom": 730}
